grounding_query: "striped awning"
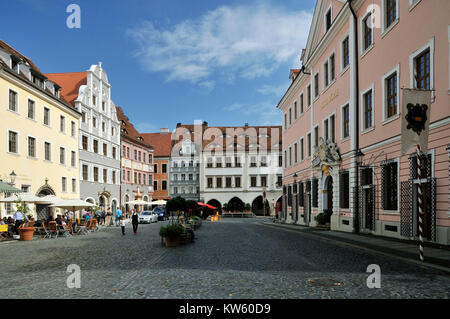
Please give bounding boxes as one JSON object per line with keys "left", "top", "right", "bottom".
{"left": 0, "top": 181, "right": 22, "bottom": 194}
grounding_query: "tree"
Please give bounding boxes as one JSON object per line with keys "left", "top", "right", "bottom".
{"left": 166, "top": 197, "right": 187, "bottom": 213}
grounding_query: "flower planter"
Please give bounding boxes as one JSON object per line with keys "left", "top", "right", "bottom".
{"left": 164, "top": 236, "right": 180, "bottom": 247}
{"left": 18, "top": 227, "right": 35, "bottom": 241}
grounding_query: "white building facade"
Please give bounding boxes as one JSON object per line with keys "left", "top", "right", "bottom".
{"left": 47, "top": 63, "right": 121, "bottom": 211}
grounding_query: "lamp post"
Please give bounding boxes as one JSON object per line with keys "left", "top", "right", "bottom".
{"left": 9, "top": 171, "right": 16, "bottom": 186}
{"left": 354, "top": 149, "right": 364, "bottom": 233}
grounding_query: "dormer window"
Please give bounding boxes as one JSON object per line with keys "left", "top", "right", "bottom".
{"left": 137, "top": 136, "right": 144, "bottom": 141}
{"left": 121, "top": 128, "right": 128, "bottom": 134}
{"left": 31, "top": 73, "right": 45, "bottom": 89}
{"left": 11, "top": 57, "right": 20, "bottom": 73}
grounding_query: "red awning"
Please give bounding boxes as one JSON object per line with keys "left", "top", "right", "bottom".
{"left": 197, "top": 202, "right": 217, "bottom": 209}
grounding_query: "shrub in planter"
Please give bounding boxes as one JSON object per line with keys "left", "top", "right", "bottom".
{"left": 159, "top": 224, "right": 183, "bottom": 247}
{"left": 314, "top": 212, "right": 328, "bottom": 226}
{"left": 159, "top": 223, "right": 183, "bottom": 239}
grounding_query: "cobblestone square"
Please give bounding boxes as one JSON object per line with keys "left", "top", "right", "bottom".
{"left": 0, "top": 218, "right": 449, "bottom": 299}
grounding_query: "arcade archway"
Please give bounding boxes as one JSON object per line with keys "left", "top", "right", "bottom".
{"left": 252, "top": 196, "right": 270, "bottom": 216}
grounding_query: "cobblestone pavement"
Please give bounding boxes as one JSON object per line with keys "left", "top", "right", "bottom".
{"left": 0, "top": 218, "right": 449, "bottom": 299}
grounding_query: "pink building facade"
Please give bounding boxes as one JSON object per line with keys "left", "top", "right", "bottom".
{"left": 116, "top": 107, "right": 154, "bottom": 213}
{"left": 278, "top": 0, "right": 450, "bottom": 245}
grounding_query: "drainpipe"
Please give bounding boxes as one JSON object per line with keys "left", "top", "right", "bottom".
{"left": 348, "top": 0, "right": 360, "bottom": 233}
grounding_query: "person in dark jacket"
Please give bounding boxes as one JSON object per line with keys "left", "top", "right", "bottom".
{"left": 131, "top": 209, "right": 139, "bottom": 235}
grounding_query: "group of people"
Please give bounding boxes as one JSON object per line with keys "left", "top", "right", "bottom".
{"left": 80, "top": 207, "right": 140, "bottom": 236}
{"left": 0, "top": 206, "right": 143, "bottom": 240}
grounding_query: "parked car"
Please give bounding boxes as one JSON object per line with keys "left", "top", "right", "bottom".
{"left": 138, "top": 211, "right": 158, "bottom": 224}
{"left": 154, "top": 206, "right": 168, "bottom": 221}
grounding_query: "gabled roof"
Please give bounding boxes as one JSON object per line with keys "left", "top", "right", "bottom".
{"left": 45, "top": 72, "right": 87, "bottom": 107}
{"left": 0, "top": 39, "right": 42, "bottom": 74}
{"left": 0, "top": 39, "right": 79, "bottom": 113}
{"left": 141, "top": 133, "right": 173, "bottom": 158}
{"left": 116, "top": 106, "right": 153, "bottom": 150}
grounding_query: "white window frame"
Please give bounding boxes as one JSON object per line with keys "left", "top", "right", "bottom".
{"left": 60, "top": 115, "right": 66, "bottom": 134}
{"left": 43, "top": 107, "right": 51, "bottom": 127}
{"left": 381, "top": 0, "right": 399, "bottom": 38}
{"left": 27, "top": 97, "right": 36, "bottom": 121}
{"left": 360, "top": 11, "right": 374, "bottom": 57}
{"left": 299, "top": 91, "right": 305, "bottom": 115}
{"left": 323, "top": 51, "right": 337, "bottom": 92}
{"left": 306, "top": 131, "right": 312, "bottom": 158}
{"left": 361, "top": 83, "right": 375, "bottom": 133}
{"left": 44, "top": 141, "right": 52, "bottom": 162}
{"left": 313, "top": 124, "right": 320, "bottom": 148}
{"left": 27, "top": 135, "right": 37, "bottom": 159}
{"left": 7, "top": 88, "right": 19, "bottom": 113}
{"left": 380, "top": 157, "right": 400, "bottom": 213}
{"left": 322, "top": 111, "right": 337, "bottom": 143}
{"left": 59, "top": 146, "right": 66, "bottom": 165}
{"left": 294, "top": 142, "right": 298, "bottom": 164}
{"left": 313, "top": 72, "right": 320, "bottom": 100}
{"left": 306, "top": 84, "right": 312, "bottom": 109}
{"left": 381, "top": 64, "right": 400, "bottom": 124}
{"left": 340, "top": 34, "right": 350, "bottom": 74}
{"left": 340, "top": 102, "right": 350, "bottom": 142}
{"left": 409, "top": 37, "right": 435, "bottom": 93}
{"left": 7, "top": 129, "right": 19, "bottom": 155}
{"left": 300, "top": 137, "right": 305, "bottom": 162}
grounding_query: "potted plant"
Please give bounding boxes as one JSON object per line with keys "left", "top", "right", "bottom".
{"left": 159, "top": 223, "right": 183, "bottom": 247}
{"left": 314, "top": 212, "right": 328, "bottom": 226}
{"left": 15, "top": 199, "right": 35, "bottom": 241}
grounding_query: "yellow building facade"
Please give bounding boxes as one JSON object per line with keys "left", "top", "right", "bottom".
{"left": 0, "top": 40, "right": 81, "bottom": 219}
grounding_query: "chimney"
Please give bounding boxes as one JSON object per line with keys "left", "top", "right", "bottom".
{"left": 244, "top": 123, "right": 249, "bottom": 127}
{"left": 160, "top": 128, "right": 170, "bottom": 134}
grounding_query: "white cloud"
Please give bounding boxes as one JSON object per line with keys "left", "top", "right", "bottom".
{"left": 223, "top": 101, "right": 281, "bottom": 126}
{"left": 127, "top": 3, "right": 312, "bottom": 88}
{"left": 257, "top": 81, "right": 291, "bottom": 97}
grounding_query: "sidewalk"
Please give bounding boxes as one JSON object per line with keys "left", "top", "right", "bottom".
{"left": 263, "top": 220, "right": 450, "bottom": 272}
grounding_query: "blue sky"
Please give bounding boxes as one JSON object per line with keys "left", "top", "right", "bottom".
{"left": 0, "top": 0, "right": 315, "bottom": 132}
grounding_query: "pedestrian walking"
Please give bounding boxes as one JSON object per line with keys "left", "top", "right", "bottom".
{"left": 100, "top": 210, "right": 106, "bottom": 225}
{"left": 131, "top": 210, "right": 139, "bottom": 235}
{"left": 115, "top": 207, "right": 123, "bottom": 227}
{"left": 120, "top": 216, "right": 126, "bottom": 236}
{"left": 12, "top": 210, "right": 26, "bottom": 235}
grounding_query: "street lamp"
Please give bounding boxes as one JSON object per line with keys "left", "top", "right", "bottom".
{"left": 9, "top": 171, "right": 16, "bottom": 186}
{"left": 356, "top": 149, "right": 365, "bottom": 166}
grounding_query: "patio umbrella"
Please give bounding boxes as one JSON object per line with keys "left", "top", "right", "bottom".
{"left": 49, "top": 199, "right": 97, "bottom": 221}
{"left": 0, "top": 181, "right": 22, "bottom": 194}
{"left": 0, "top": 193, "right": 54, "bottom": 204}
{"left": 124, "top": 200, "right": 153, "bottom": 205}
{"left": 151, "top": 200, "right": 167, "bottom": 205}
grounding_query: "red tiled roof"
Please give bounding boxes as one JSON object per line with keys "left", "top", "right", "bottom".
{"left": 0, "top": 39, "right": 42, "bottom": 74}
{"left": 0, "top": 39, "right": 78, "bottom": 112}
{"left": 116, "top": 106, "right": 153, "bottom": 150}
{"left": 141, "top": 133, "right": 172, "bottom": 157}
{"left": 45, "top": 72, "right": 87, "bottom": 107}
